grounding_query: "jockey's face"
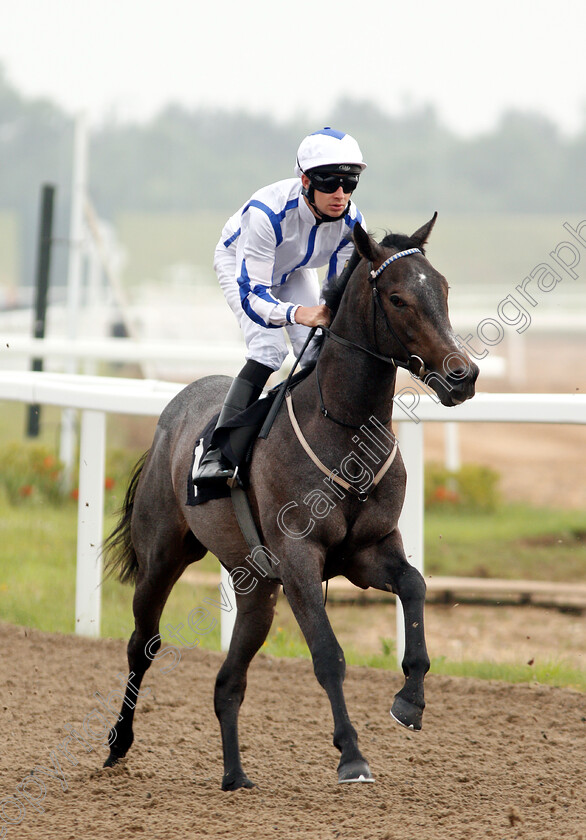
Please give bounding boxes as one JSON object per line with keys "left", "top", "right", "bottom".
{"left": 301, "top": 174, "right": 352, "bottom": 219}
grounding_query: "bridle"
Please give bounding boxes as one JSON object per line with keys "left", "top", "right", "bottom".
{"left": 283, "top": 247, "right": 424, "bottom": 496}
{"left": 315, "top": 248, "right": 427, "bottom": 427}
{"left": 368, "top": 248, "right": 426, "bottom": 378}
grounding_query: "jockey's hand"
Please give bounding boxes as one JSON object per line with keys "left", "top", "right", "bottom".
{"left": 294, "top": 304, "right": 332, "bottom": 327}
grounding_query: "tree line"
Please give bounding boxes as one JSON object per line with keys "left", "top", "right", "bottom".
{"left": 1, "top": 64, "right": 585, "bottom": 283}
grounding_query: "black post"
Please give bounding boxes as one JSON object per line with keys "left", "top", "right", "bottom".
{"left": 26, "top": 184, "right": 56, "bottom": 437}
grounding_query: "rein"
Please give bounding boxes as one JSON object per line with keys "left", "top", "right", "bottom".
{"left": 283, "top": 248, "right": 425, "bottom": 502}
{"left": 315, "top": 247, "right": 426, "bottom": 428}
{"left": 282, "top": 246, "right": 419, "bottom": 499}
{"left": 314, "top": 332, "right": 393, "bottom": 429}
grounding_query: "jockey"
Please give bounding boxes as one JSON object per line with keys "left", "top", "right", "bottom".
{"left": 193, "top": 127, "right": 367, "bottom": 486}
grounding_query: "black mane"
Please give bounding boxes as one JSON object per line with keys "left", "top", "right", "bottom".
{"left": 322, "top": 229, "right": 426, "bottom": 319}
{"left": 322, "top": 247, "right": 361, "bottom": 314}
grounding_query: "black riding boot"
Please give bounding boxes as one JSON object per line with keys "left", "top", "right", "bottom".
{"left": 193, "top": 361, "right": 272, "bottom": 487}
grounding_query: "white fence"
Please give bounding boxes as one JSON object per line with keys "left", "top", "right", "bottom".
{"left": 1, "top": 370, "right": 585, "bottom": 656}
{"left": 0, "top": 335, "right": 249, "bottom": 368}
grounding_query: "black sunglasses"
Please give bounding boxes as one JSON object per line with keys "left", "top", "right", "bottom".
{"left": 309, "top": 172, "right": 360, "bottom": 194}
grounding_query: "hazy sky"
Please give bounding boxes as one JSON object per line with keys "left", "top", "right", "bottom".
{"left": 3, "top": 0, "right": 585, "bottom": 136}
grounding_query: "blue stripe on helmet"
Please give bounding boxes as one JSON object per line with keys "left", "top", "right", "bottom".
{"left": 311, "top": 127, "right": 346, "bottom": 140}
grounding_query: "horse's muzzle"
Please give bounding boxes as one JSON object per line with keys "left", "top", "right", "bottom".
{"left": 425, "top": 360, "right": 479, "bottom": 407}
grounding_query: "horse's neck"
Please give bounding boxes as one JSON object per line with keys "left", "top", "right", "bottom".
{"left": 316, "top": 333, "right": 398, "bottom": 430}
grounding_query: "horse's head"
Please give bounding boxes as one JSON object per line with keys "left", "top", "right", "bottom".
{"left": 345, "top": 214, "right": 478, "bottom": 407}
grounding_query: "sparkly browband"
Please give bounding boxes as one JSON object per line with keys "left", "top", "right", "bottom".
{"left": 369, "top": 248, "right": 421, "bottom": 280}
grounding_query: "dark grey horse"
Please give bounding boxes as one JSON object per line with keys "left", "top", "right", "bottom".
{"left": 103, "top": 214, "right": 479, "bottom": 788}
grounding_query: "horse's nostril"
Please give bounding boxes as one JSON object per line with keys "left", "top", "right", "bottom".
{"left": 447, "top": 367, "right": 468, "bottom": 381}
{"left": 448, "top": 361, "right": 480, "bottom": 383}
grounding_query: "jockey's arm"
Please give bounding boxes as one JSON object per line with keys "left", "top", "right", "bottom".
{"left": 293, "top": 304, "right": 331, "bottom": 327}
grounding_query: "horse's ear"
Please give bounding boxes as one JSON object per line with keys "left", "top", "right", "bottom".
{"left": 353, "top": 223, "right": 384, "bottom": 262}
{"left": 410, "top": 212, "right": 438, "bottom": 249}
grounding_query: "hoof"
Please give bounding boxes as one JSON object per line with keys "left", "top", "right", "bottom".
{"left": 221, "top": 772, "right": 255, "bottom": 791}
{"left": 338, "top": 760, "right": 375, "bottom": 784}
{"left": 103, "top": 741, "right": 129, "bottom": 768}
{"left": 390, "top": 696, "right": 423, "bottom": 731}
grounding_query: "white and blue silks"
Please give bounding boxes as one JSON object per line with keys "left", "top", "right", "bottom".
{"left": 214, "top": 178, "right": 365, "bottom": 371}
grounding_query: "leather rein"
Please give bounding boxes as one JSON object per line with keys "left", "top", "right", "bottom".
{"left": 315, "top": 247, "right": 427, "bottom": 426}
{"left": 286, "top": 247, "right": 423, "bottom": 501}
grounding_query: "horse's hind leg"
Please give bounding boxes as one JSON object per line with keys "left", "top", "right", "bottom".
{"left": 104, "top": 541, "right": 196, "bottom": 767}
{"left": 214, "top": 578, "right": 280, "bottom": 790}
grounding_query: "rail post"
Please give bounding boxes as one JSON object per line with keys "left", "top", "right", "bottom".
{"left": 396, "top": 419, "right": 425, "bottom": 666}
{"left": 61, "top": 113, "right": 88, "bottom": 490}
{"left": 75, "top": 409, "right": 106, "bottom": 636}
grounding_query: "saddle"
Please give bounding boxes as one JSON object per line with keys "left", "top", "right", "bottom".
{"left": 185, "top": 366, "right": 315, "bottom": 582}
{"left": 186, "top": 364, "right": 314, "bottom": 508}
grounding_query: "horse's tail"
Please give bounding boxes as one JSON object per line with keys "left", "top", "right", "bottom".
{"left": 102, "top": 451, "right": 149, "bottom": 585}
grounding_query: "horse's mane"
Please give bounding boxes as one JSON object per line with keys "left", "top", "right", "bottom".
{"left": 322, "top": 229, "right": 426, "bottom": 319}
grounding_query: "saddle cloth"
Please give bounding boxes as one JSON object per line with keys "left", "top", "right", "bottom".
{"left": 186, "top": 394, "right": 276, "bottom": 507}
{"left": 185, "top": 365, "right": 315, "bottom": 507}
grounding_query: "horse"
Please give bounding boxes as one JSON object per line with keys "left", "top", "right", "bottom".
{"left": 102, "top": 213, "right": 479, "bottom": 788}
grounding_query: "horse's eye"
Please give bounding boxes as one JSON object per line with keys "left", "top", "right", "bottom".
{"left": 389, "top": 294, "right": 405, "bottom": 308}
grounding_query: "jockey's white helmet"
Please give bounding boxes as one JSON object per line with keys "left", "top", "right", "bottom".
{"left": 294, "top": 127, "right": 367, "bottom": 176}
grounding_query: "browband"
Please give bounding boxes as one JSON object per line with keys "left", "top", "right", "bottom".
{"left": 369, "top": 248, "right": 421, "bottom": 280}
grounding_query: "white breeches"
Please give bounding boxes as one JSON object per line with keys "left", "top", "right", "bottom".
{"left": 214, "top": 246, "right": 321, "bottom": 372}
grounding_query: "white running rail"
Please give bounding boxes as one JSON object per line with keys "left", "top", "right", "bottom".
{"left": 1, "top": 371, "right": 585, "bottom": 661}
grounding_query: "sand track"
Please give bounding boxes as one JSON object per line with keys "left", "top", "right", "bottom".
{"left": 1, "top": 623, "right": 584, "bottom": 840}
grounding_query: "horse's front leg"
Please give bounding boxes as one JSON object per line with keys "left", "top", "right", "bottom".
{"left": 281, "top": 556, "right": 374, "bottom": 784}
{"left": 351, "top": 531, "right": 430, "bottom": 731}
{"left": 390, "top": 558, "right": 430, "bottom": 730}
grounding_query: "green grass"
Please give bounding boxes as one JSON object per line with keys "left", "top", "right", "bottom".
{"left": 366, "top": 212, "right": 574, "bottom": 291}
{"left": 1, "top": 499, "right": 583, "bottom": 632}
{"left": 1, "top": 400, "right": 584, "bottom": 691}
{"left": 425, "top": 505, "right": 586, "bottom": 581}
{"left": 1, "top": 211, "right": 575, "bottom": 294}
{"left": 116, "top": 211, "right": 227, "bottom": 286}
{"left": 257, "top": 626, "right": 586, "bottom": 692}
{"left": 429, "top": 656, "right": 586, "bottom": 691}
{"left": 0, "top": 401, "right": 157, "bottom": 459}
{"left": 1, "top": 498, "right": 584, "bottom": 690}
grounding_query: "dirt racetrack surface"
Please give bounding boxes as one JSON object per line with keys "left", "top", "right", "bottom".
{"left": 1, "top": 623, "right": 584, "bottom": 840}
